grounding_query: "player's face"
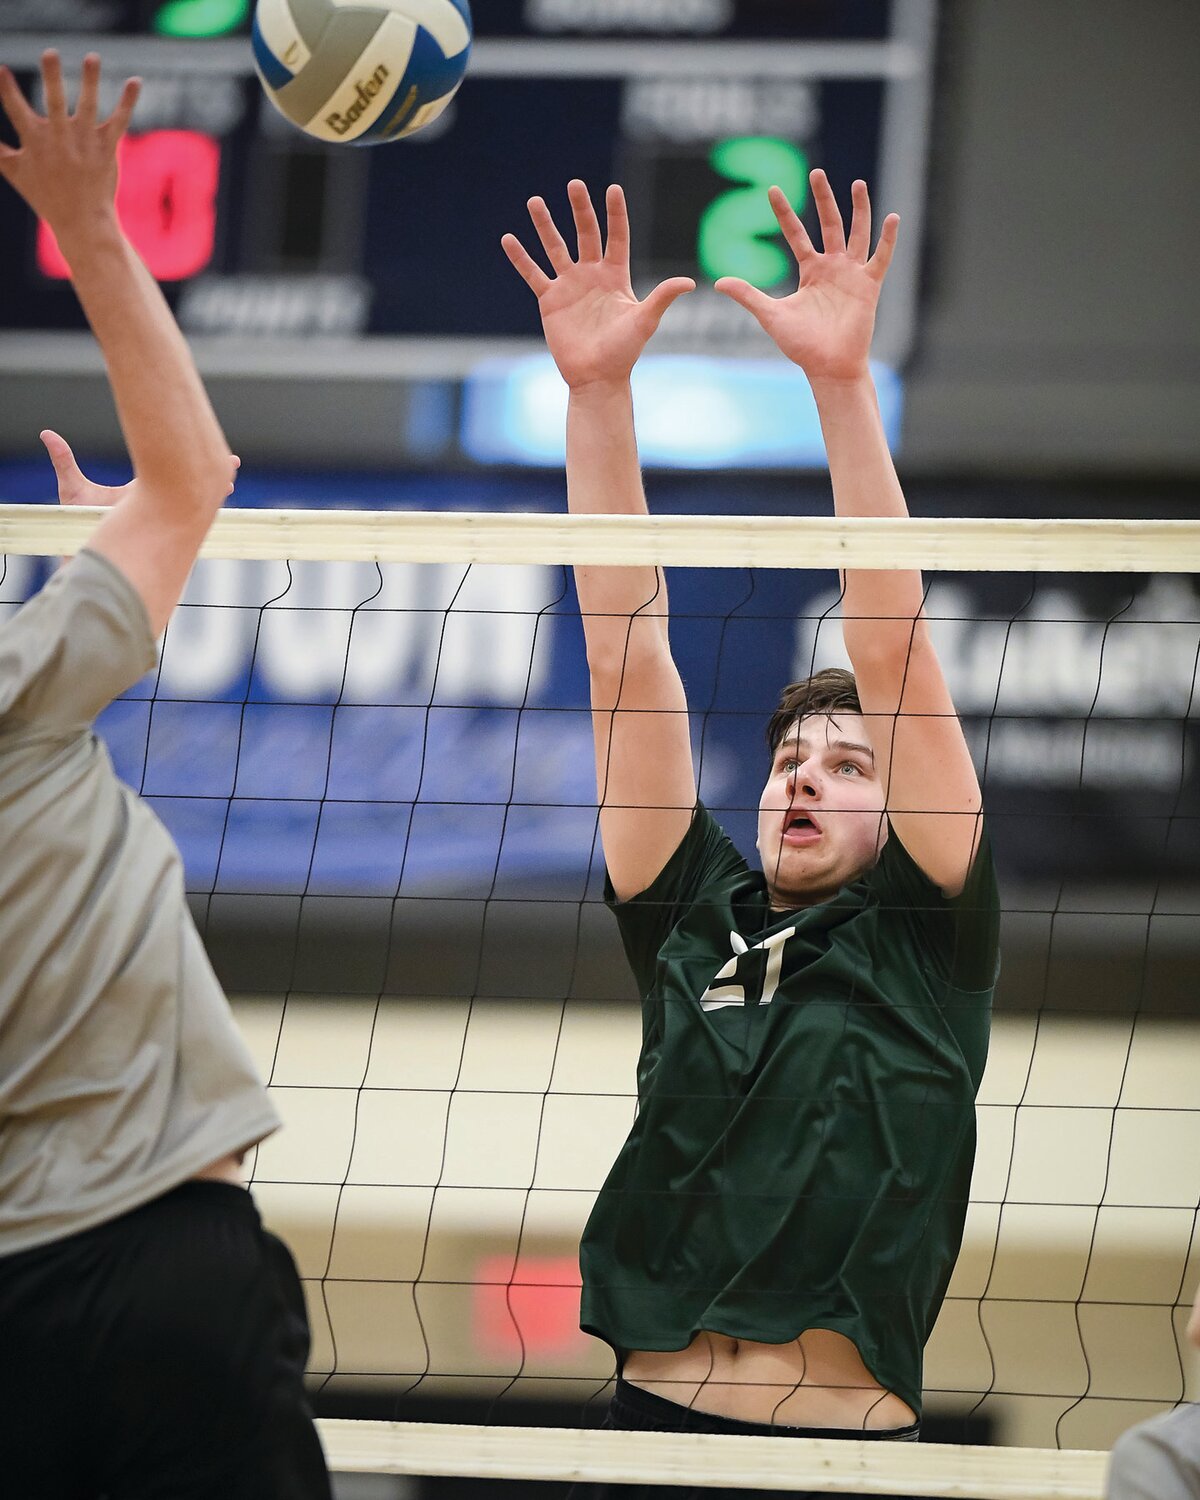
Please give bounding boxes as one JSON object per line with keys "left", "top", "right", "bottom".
{"left": 756, "top": 712, "right": 887, "bottom": 909}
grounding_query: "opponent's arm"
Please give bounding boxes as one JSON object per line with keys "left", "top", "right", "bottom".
{"left": 502, "top": 181, "right": 697, "bottom": 899}
{"left": 0, "top": 53, "right": 235, "bottom": 636}
{"left": 717, "top": 171, "right": 982, "bottom": 895}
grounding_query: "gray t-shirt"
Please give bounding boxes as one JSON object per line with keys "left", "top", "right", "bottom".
{"left": 0, "top": 548, "right": 280, "bottom": 1256}
{"left": 1108, "top": 1405, "right": 1200, "bottom": 1500}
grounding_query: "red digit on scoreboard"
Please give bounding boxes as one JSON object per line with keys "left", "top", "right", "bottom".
{"left": 37, "top": 131, "right": 220, "bottom": 283}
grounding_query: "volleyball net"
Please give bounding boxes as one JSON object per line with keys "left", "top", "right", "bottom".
{"left": 2, "top": 503, "right": 1199, "bottom": 1499}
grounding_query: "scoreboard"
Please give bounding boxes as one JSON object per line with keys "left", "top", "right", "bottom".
{"left": 0, "top": 0, "right": 934, "bottom": 368}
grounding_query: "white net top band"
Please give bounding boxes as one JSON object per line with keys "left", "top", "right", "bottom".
{"left": 2, "top": 505, "right": 1199, "bottom": 572}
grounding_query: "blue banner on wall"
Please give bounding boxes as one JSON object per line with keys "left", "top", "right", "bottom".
{"left": 3, "top": 465, "right": 1198, "bottom": 896}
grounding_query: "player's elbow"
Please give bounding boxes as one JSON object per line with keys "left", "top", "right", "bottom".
{"left": 145, "top": 445, "right": 237, "bottom": 523}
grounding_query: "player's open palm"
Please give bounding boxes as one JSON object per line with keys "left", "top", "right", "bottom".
{"left": 716, "top": 170, "right": 899, "bottom": 384}
{"left": 0, "top": 52, "right": 139, "bottom": 238}
{"left": 502, "top": 180, "right": 694, "bottom": 389}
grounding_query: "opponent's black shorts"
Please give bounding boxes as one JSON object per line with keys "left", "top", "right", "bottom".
{"left": 0, "top": 1179, "right": 332, "bottom": 1500}
{"left": 566, "top": 1378, "right": 919, "bottom": 1500}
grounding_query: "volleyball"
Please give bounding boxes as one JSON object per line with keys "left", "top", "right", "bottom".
{"left": 251, "top": 0, "right": 472, "bottom": 145}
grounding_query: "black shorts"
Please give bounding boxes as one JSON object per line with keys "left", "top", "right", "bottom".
{"left": 0, "top": 1180, "right": 332, "bottom": 1500}
{"left": 566, "top": 1378, "right": 919, "bottom": 1500}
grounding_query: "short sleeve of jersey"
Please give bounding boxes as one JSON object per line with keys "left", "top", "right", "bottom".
{"left": 868, "top": 821, "right": 1001, "bottom": 992}
{"left": 604, "top": 803, "right": 748, "bottom": 997}
{"left": 0, "top": 549, "right": 156, "bottom": 739}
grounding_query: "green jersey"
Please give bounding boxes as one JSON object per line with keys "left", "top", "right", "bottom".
{"left": 579, "top": 803, "right": 1000, "bottom": 1417}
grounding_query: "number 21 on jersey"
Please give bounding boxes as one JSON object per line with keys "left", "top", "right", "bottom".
{"left": 699, "top": 926, "right": 797, "bottom": 1012}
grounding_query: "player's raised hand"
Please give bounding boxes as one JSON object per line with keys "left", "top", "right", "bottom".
{"left": 715, "top": 171, "right": 899, "bottom": 384}
{"left": 502, "top": 180, "right": 694, "bottom": 389}
{"left": 41, "top": 429, "right": 240, "bottom": 509}
{"left": 0, "top": 52, "right": 140, "bottom": 241}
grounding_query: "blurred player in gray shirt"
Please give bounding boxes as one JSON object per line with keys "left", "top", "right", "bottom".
{"left": 0, "top": 52, "right": 331, "bottom": 1500}
{"left": 1106, "top": 1284, "right": 1200, "bottom": 1500}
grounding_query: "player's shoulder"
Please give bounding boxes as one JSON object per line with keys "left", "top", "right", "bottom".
{"left": 0, "top": 550, "right": 156, "bottom": 737}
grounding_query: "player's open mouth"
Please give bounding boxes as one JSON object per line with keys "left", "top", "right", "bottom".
{"left": 782, "top": 811, "right": 822, "bottom": 845}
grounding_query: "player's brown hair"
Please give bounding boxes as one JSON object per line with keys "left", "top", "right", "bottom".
{"left": 765, "top": 668, "right": 862, "bottom": 757}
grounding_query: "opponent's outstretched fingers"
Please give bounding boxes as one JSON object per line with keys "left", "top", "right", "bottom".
{"left": 867, "top": 211, "right": 900, "bottom": 282}
{"left": 75, "top": 53, "right": 101, "bottom": 129}
{"left": 713, "top": 276, "right": 777, "bottom": 327}
{"left": 40, "top": 428, "right": 90, "bottom": 506}
{"left": 42, "top": 50, "right": 68, "bottom": 122}
{"left": 500, "top": 232, "right": 551, "bottom": 297}
{"left": 640, "top": 275, "right": 695, "bottom": 330}
{"left": 846, "top": 178, "right": 872, "bottom": 262}
{"left": 809, "top": 167, "right": 846, "bottom": 254}
{"left": 768, "top": 184, "right": 816, "bottom": 266}
{"left": 0, "top": 64, "right": 37, "bottom": 138}
{"left": 526, "top": 195, "right": 573, "bottom": 274}
{"left": 99, "top": 76, "right": 141, "bottom": 144}
{"left": 567, "top": 179, "right": 603, "bottom": 263}
{"left": 40, "top": 427, "right": 80, "bottom": 477}
{"left": 604, "top": 184, "right": 630, "bottom": 266}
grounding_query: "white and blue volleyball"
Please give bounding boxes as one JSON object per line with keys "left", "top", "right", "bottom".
{"left": 252, "top": 0, "right": 471, "bottom": 144}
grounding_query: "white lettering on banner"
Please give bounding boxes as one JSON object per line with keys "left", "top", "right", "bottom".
{"left": 160, "top": 556, "right": 557, "bottom": 705}
{"left": 967, "top": 718, "right": 1189, "bottom": 792}
{"left": 795, "top": 578, "right": 1200, "bottom": 719}
{"left": 700, "top": 927, "right": 795, "bottom": 1012}
{"left": 162, "top": 558, "right": 253, "bottom": 697}
{"left": 431, "top": 564, "right": 556, "bottom": 704}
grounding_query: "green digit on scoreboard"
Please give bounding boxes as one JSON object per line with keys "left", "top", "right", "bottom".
{"left": 698, "top": 138, "right": 810, "bottom": 287}
{"left": 153, "top": 0, "right": 249, "bottom": 38}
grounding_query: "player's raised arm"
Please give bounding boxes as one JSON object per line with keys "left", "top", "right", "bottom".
{"left": 0, "top": 52, "right": 235, "bottom": 636}
{"left": 716, "top": 170, "right": 982, "bottom": 895}
{"left": 502, "top": 181, "right": 698, "bottom": 899}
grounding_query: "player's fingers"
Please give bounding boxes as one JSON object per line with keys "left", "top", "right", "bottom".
{"left": 867, "top": 212, "right": 900, "bottom": 282}
{"left": 846, "top": 178, "right": 872, "bottom": 261}
{"left": 809, "top": 167, "right": 846, "bottom": 253}
{"left": 713, "top": 276, "right": 777, "bottom": 325}
{"left": 768, "top": 185, "right": 816, "bottom": 266}
{"left": 75, "top": 53, "right": 100, "bottom": 128}
{"left": 40, "top": 427, "right": 79, "bottom": 473}
{"left": 39, "top": 429, "right": 85, "bottom": 502}
{"left": 100, "top": 76, "right": 141, "bottom": 142}
{"left": 500, "top": 232, "right": 552, "bottom": 296}
{"left": 42, "top": 51, "right": 68, "bottom": 123}
{"left": 641, "top": 276, "right": 695, "bottom": 328}
{"left": 567, "top": 179, "right": 603, "bottom": 263}
{"left": 0, "top": 65, "right": 38, "bottom": 138}
{"left": 604, "top": 184, "right": 630, "bottom": 265}
{"left": 227, "top": 455, "right": 241, "bottom": 494}
{"left": 526, "top": 195, "right": 573, "bottom": 273}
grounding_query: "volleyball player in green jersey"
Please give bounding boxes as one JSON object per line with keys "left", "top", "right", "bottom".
{"left": 503, "top": 173, "right": 1000, "bottom": 1475}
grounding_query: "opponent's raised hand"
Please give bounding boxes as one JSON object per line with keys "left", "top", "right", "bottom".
{"left": 0, "top": 52, "right": 140, "bottom": 242}
{"left": 502, "top": 180, "right": 694, "bottom": 389}
{"left": 41, "top": 429, "right": 240, "bottom": 509}
{"left": 715, "top": 170, "right": 899, "bottom": 384}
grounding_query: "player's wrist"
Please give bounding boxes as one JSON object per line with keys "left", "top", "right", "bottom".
{"left": 566, "top": 373, "right": 635, "bottom": 402}
{"left": 51, "top": 205, "right": 125, "bottom": 266}
{"left": 806, "top": 366, "right": 876, "bottom": 401}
